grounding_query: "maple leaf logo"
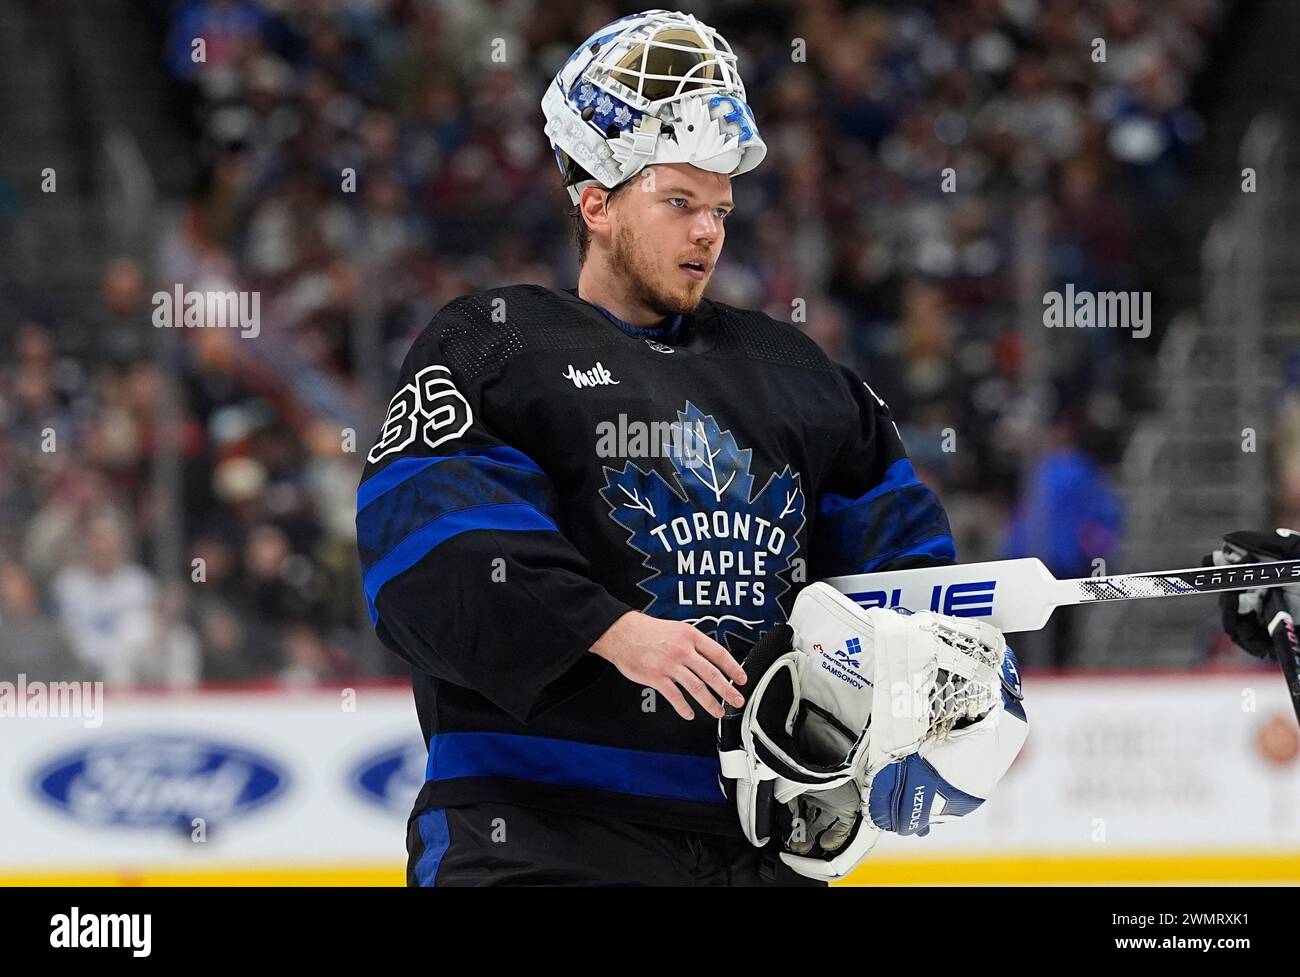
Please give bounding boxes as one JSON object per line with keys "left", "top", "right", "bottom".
{"left": 600, "top": 402, "right": 805, "bottom": 653}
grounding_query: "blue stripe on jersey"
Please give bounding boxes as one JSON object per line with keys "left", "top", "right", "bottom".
{"left": 818, "top": 456, "right": 924, "bottom": 515}
{"left": 357, "top": 445, "right": 563, "bottom": 621}
{"left": 363, "top": 503, "right": 558, "bottom": 622}
{"left": 426, "top": 731, "right": 727, "bottom": 805}
{"left": 851, "top": 534, "right": 957, "bottom": 575}
{"left": 816, "top": 457, "right": 956, "bottom": 575}
{"left": 412, "top": 807, "right": 451, "bottom": 887}
{"left": 356, "top": 445, "right": 546, "bottom": 514}
{"left": 356, "top": 446, "right": 543, "bottom": 514}
{"left": 357, "top": 453, "right": 555, "bottom": 568}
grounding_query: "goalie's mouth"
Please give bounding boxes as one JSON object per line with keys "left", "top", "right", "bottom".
{"left": 679, "top": 259, "right": 709, "bottom": 279}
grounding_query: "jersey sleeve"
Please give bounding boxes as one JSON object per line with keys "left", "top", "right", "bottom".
{"left": 355, "top": 296, "right": 632, "bottom": 724}
{"left": 811, "top": 365, "right": 957, "bottom": 577}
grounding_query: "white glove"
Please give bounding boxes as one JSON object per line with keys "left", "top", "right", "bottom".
{"left": 718, "top": 583, "right": 1030, "bottom": 881}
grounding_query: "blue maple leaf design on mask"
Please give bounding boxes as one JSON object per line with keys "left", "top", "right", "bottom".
{"left": 600, "top": 402, "right": 805, "bottom": 652}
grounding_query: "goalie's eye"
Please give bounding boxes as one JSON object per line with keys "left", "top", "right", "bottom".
{"left": 666, "top": 197, "right": 732, "bottom": 220}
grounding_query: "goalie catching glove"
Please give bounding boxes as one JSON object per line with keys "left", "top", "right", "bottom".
{"left": 717, "top": 582, "right": 1028, "bottom": 881}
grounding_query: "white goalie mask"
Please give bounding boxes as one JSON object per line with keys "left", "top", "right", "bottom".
{"left": 541, "top": 9, "right": 767, "bottom": 204}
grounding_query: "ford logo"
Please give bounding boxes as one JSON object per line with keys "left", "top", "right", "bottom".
{"left": 33, "top": 734, "right": 288, "bottom": 830}
{"left": 350, "top": 740, "right": 425, "bottom": 815}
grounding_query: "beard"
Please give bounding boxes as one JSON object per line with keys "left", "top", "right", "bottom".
{"left": 607, "top": 220, "right": 704, "bottom": 318}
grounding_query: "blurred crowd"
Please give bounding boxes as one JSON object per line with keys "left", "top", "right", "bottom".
{"left": 0, "top": 0, "right": 1225, "bottom": 685}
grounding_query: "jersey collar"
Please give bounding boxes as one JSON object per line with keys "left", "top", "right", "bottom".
{"left": 562, "top": 287, "right": 683, "bottom": 344}
{"left": 556, "top": 286, "right": 718, "bottom": 354}
{"left": 594, "top": 306, "right": 685, "bottom": 343}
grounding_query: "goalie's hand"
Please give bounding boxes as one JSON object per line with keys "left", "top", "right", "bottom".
{"left": 1204, "top": 529, "right": 1300, "bottom": 660}
{"left": 591, "top": 611, "right": 747, "bottom": 720}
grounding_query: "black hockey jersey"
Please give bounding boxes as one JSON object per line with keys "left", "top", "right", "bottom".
{"left": 355, "top": 284, "right": 956, "bottom": 845}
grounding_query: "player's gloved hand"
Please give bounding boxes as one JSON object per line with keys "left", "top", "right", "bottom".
{"left": 1204, "top": 529, "right": 1300, "bottom": 659}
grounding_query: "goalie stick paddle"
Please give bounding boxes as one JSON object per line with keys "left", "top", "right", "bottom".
{"left": 824, "top": 556, "right": 1300, "bottom": 634}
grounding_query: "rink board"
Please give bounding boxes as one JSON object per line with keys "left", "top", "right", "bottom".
{"left": 1, "top": 676, "right": 1297, "bottom": 885}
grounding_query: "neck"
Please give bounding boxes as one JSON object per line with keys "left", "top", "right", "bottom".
{"left": 577, "top": 259, "right": 668, "bottom": 328}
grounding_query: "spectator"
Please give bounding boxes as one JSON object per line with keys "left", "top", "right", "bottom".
{"left": 0, "top": 0, "right": 1225, "bottom": 681}
{"left": 51, "top": 514, "right": 158, "bottom": 684}
{"left": 0, "top": 561, "right": 91, "bottom": 683}
{"left": 1003, "top": 413, "right": 1124, "bottom": 667}
{"left": 80, "top": 257, "right": 152, "bottom": 366}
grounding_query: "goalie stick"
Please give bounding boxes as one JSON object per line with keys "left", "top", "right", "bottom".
{"left": 825, "top": 556, "right": 1300, "bottom": 724}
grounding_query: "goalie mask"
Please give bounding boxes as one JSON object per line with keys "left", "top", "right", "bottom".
{"left": 718, "top": 583, "right": 1024, "bottom": 882}
{"left": 541, "top": 9, "right": 767, "bottom": 204}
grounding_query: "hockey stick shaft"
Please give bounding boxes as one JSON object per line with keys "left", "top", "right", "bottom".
{"left": 1263, "top": 588, "right": 1300, "bottom": 725}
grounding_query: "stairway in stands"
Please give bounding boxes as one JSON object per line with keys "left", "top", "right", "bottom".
{"left": 1081, "top": 2, "right": 1300, "bottom": 667}
{"left": 0, "top": 0, "right": 194, "bottom": 333}
{"left": 0, "top": 0, "right": 103, "bottom": 324}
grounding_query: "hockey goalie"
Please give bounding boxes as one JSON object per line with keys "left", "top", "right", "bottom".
{"left": 355, "top": 8, "right": 1028, "bottom": 886}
